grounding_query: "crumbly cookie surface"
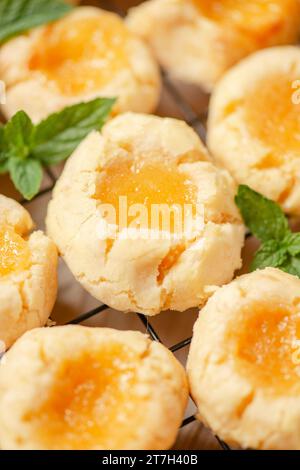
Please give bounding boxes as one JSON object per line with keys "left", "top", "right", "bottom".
{"left": 46, "top": 112, "right": 244, "bottom": 315}
{"left": 0, "top": 325, "right": 188, "bottom": 450}
{"left": 0, "top": 195, "right": 58, "bottom": 350}
{"left": 0, "top": 6, "right": 161, "bottom": 123}
{"left": 188, "top": 267, "right": 300, "bottom": 450}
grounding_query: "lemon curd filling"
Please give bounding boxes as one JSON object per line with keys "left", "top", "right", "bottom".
{"left": 95, "top": 159, "right": 197, "bottom": 233}
{"left": 29, "top": 13, "right": 130, "bottom": 96}
{"left": 26, "top": 343, "right": 142, "bottom": 450}
{"left": 191, "top": 0, "right": 290, "bottom": 41}
{"left": 229, "top": 303, "right": 300, "bottom": 394}
{"left": 0, "top": 226, "right": 30, "bottom": 276}
{"left": 244, "top": 74, "right": 300, "bottom": 166}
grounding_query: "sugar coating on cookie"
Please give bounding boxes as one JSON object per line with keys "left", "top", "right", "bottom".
{"left": 0, "top": 6, "right": 161, "bottom": 123}
{"left": 188, "top": 267, "right": 300, "bottom": 450}
{"left": 0, "top": 325, "right": 188, "bottom": 450}
{"left": 207, "top": 46, "right": 300, "bottom": 215}
{"left": 46, "top": 113, "right": 244, "bottom": 315}
{"left": 126, "top": 0, "right": 300, "bottom": 91}
{"left": 0, "top": 195, "right": 57, "bottom": 350}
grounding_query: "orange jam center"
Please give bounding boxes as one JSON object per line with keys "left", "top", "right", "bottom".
{"left": 192, "top": 0, "right": 293, "bottom": 40}
{"left": 229, "top": 303, "right": 300, "bottom": 394}
{"left": 0, "top": 226, "right": 30, "bottom": 276}
{"left": 157, "top": 244, "right": 186, "bottom": 284}
{"left": 29, "top": 14, "right": 130, "bottom": 96}
{"left": 27, "top": 343, "right": 142, "bottom": 450}
{"left": 244, "top": 74, "right": 300, "bottom": 165}
{"left": 96, "top": 159, "right": 197, "bottom": 233}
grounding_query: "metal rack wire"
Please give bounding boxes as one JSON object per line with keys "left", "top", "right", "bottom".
{"left": 16, "top": 0, "right": 233, "bottom": 451}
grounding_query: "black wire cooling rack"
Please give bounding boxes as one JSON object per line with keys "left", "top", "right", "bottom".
{"left": 15, "top": 0, "right": 233, "bottom": 451}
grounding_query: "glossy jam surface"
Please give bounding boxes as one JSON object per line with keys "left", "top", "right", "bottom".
{"left": 0, "top": 226, "right": 30, "bottom": 276}
{"left": 244, "top": 74, "right": 300, "bottom": 164}
{"left": 29, "top": 14, "right": 130, "bottom": 95}
{"left": 96, "top": 159, "right": 196, "bottom": 232}
{"left": 28, "top": 343, "right": 142, "bottom": 450}
{"left": 157, "top": 244, "right": 185, "bottom": 283}
{"left": 192, "top": 0, "right": 292, "bottom": 41}
{"left": 229, "top": 303, "right": 300, "bottom": 394}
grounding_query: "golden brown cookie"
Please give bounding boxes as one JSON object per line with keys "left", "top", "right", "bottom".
{"left": 0, "top": 6, "right": 161, "bottom": 122}
{"left": 127, "top": 0, "right": 300, "bottom": 90}
{"left": 208, "top": 46, "right": 300, "bottom": 215}
{"left": 0, "top": 195, "right": 57, "bottom": 350}
{"left": 46, "top": 113, "right": 244, "bottom": 315}
{"left": 188, "top": 268, "right": 300, "bottom": 450}
{"left": 0, "top": 325, "right": 188, "bottom": 450}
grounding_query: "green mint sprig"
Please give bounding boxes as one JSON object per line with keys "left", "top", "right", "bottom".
{"left": 0, "top": 0, "right": 73, "bottom": 45}
{"left": 235, "top": 184, "right": 300, "bottom": 278}
{"left": 0, "top": 98, "right": 115, "bottom": 200}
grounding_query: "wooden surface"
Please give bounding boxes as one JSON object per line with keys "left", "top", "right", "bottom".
{"left": 0, "top": 0, "right": 261, "bottom": 451}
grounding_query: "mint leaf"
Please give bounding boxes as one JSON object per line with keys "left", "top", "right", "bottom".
{"left": 0, "top": 0, "right": 72, "bottom": 45}
{"left": 9, "top": 158, "right": 43, "bottom": 200}
{"left": 251, "top": 240, "right": 288, "bottom": 271}
{"left": 0, "top": 124, "right": 4, "bottom": 152}
{"left": 4, "top": 111, "right": 34, "bottom": 159}
{"left": 280, "top": 256, "right": 300, "bottom": 278}
{"left": 0, "top": 98, "right": 114, "bottom": 199}
{"left": 235, "top": 185, "right": 289, "bottom": 242}
{"left": 32, "top": 98, "right": 115, "bottom": 165}
{"left": 283, "top": 233, "right": 300, "bottom": 257}
{"left": 0, "top": 124, "right": 9, "bottom": 172}
{"left": 236, "top": 184, "right": 300, "bottom": 279}
{"left": 0, "top": 124, "right": 6, "bottom": 157}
